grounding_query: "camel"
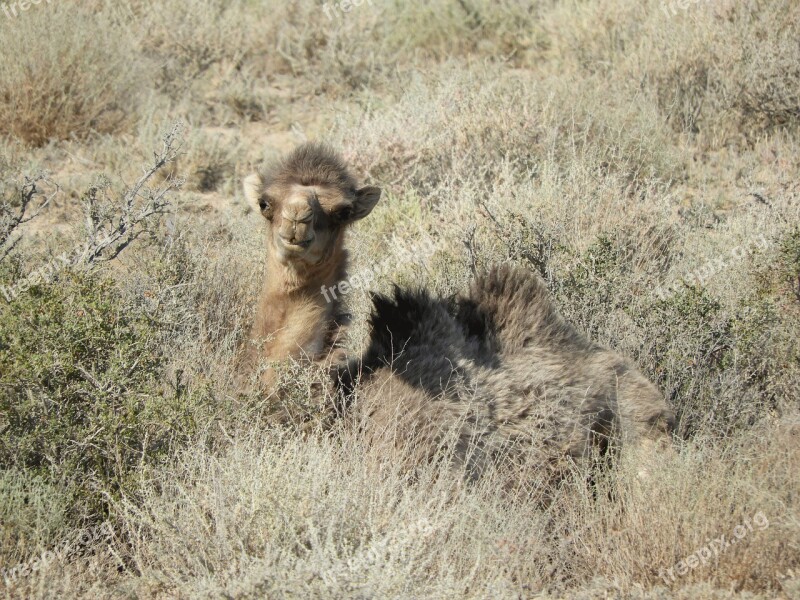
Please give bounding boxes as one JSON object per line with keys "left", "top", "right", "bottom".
{"left": 241, "top": 142, "right": 381, "bottom": 388}
{"left": 240, "top": 142, "right": 673, "bottom": 488}
{"left": 334, "top": 264, "right": 675, "bottom": 487}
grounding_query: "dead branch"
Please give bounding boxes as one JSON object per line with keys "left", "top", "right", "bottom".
{"left": 78, "top": 123, "right": 185, "bottom": 267}
{"left": 0, "top": 172, "right": 58, "bottom": 263}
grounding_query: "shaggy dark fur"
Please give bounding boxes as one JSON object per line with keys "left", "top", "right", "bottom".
{"left": 335, "top": 264, "right": 675, "bottom": 486}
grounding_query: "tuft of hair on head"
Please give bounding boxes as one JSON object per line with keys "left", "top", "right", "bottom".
{"left": 267, "top": 142, "right": 358, "bottom": 190}
{"left": 243, "top": 142, "right": 382, "bottom": 223}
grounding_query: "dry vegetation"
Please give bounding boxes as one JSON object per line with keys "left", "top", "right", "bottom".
{"left": 0, "top": 0, "right": 798, "bottom": 598}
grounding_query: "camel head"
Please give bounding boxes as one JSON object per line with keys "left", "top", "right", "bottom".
{"left": 243, "top": 143, "right": 381, "bottom": 269}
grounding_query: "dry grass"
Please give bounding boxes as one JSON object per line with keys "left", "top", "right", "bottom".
{"left": 0, "top": 2, "right": 148, "bottom": 147}
{"left": 0, "top": 0, "right": 799, "bottom": 598}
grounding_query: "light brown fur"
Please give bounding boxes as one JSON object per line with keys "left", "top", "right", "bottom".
{"left": 241, "top": 143, "right": 381, "bottom": 388}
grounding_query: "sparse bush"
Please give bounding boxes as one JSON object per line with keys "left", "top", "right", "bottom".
{"left": 648, "top": 0, "right": 800, "bottom": 142}
{"left": 99, "top": 418, "right": 798, "bottom": 598}
{"left": 0, "top": 169, "right": 55, "bottom": 262}
{"left": 136, "top": 0, "right": 257, "bottom": 97}
{"left": 336, "top": 67, "right": 682, "bottom": 199}
{"left": 180, "top": 131, "right": 242, "bottom": 193}
{"left": 0, "top": 2, "right": 148, "bottom": 147}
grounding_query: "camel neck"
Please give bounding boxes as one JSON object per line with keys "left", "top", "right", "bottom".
{"left": 263, "top": 250, "right": 348, "bottom": 302}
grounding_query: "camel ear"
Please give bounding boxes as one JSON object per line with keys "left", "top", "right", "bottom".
{"left": 350, "top": 186, "right": 381, "bottom": 221}
{"left": 243, "top": 173, "right": 263, "bottom": 207}
{"left": 243, "top": 173, "right": 272, "bottom": 218}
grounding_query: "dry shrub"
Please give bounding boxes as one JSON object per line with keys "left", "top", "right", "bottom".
{"left": 0, "top": 469, "right": 70, "bottom": 567}
{"left": 733, "top": 2, "right": 800, "bottom": 132}
{"left": 59, "top": 418, "right": 792, "bottom": 599}
{"left": 128, "top": 0, "right": 544, "bottom": 95}
{"left": 115, "top": 215, "right": 263, "bottom": 403}
{"left": 335, "top": 66, "right": 682, "bottom": 194}
{"left": 107, "top": 426, "right": 556, "bottom": 598}
{"left": 542, "top": 420, "right": 800, "bottom": 596}
{"left": 179, "top": 130, "right": 243, "bottom": 193}
{"left": 134, "top": 0, "right": 261, "bottom": 97}
{"left": 510, "top": 0, "right": 800, "bottom": 144}
{"left": 641, "top": 0, "right": 800, "bottom": 143}
{"left": 0, "top": 2, "right": 148, "bottom": 147}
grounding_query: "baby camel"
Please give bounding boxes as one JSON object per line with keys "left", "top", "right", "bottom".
{"left": 242, "top": 143, "right": 381, "bottom": 387}
{"left": 335, "top": 264, "right": 675, "bottom": 489}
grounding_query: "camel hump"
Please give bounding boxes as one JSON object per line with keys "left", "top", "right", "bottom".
{"left": 455, "top": 264, "right": 587, "bottom": 355}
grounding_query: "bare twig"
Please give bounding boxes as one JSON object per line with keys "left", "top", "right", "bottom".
{"left": 463, "top": 224, "right": 478, "bottom": 277}
{"left": 0, "top": 173, "right": 58, "bottom": 263}
{"left": 78, "top": 123, "right": 185, "bottom": 267}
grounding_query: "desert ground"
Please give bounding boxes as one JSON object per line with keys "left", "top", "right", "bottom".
{"left": 1, "top": 0, "right": 799, "bottom": 598}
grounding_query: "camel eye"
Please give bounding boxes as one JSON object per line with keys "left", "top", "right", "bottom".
{"left": 258, "top": 198, "right": 274, "bottom": 220}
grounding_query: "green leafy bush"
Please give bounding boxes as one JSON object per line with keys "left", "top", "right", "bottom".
{"left": 0, "top": 267, "right": 198, "bottom": 521}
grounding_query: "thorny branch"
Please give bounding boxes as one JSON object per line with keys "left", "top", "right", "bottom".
{"left": 0, "top": 173, "right": 58, "bottom": 264}
{"left": 79, "top": 123, "right": 184, "bottom": 267}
